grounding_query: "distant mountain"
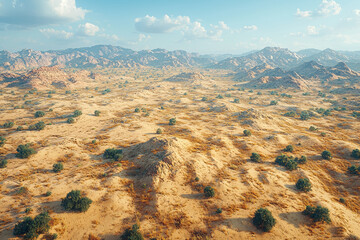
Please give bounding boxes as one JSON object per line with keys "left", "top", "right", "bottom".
{"left": 211, "top": 47, "right": 302, "bottom": 70}
{"left": 303, "top": 48, "right": 349, "bottom": 66}
{"left": 0, "top": 45, "right": 215, "bottom": 70}
{"left": 296, "top": 49, "right": 321, "bottom": 58}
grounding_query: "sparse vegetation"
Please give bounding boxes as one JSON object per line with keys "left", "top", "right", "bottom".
{"left": 243, "top": 129, "right": 251, "bottom": 136}
{"left": 169, "top": 118, "right": 176, "bottom": 125}
{"left": 156, "top": 128, "right": 163, "bottom": 134}
{"left": 321, "top": 150, "right": 332, "bottom": 160}
{"left": 104, "top": 148, "right": 123, "bottom": 161}
{"left": 270, "top": 100, "right": 278, "bottom": 105}
{"left": 250, "top": 153, "right": 261, "bottom": 163}
{"left": 0, "top": 136, "right": 6, "bottom": 147}
{"left": 29, "top": 121, "right": 45, "bottom": 131}
{"left": 303, "top": 205, "right": 331, "bottom": 224}
{"left": 0, "top": 159, "right": 7, "bottom": 168}
{"left": 204, "top": 186, "right": 215, "bottom": 198}
{"left": 283, "top": 145, "right": 294, "bottom": 152}
{"left": 53, "top": 162, "right": 64, "bottom": 173}
{"left": 120, "top": 224, "right": 144, "bottom": 240}
{"left": 61, "top": 190, "right": 92, "bottom": 212}
{"left": 296, "top": 178, "right": 312, "bottom": 192}
{"left": 3, "top": 121, "right": 14, "bottom": 128}
{"left": 275, "top": 154, "right": 298, "bottom": 171}
{"left": 351, "top": 149, "right": 360, "bottom": 159}
{"left": 73, "top": 110, "right": 82, "bottom": 117}
{"left": 13, "top": 212, "right": 51, "bottom": 239}
{"left": 16, "top": 144, "right": 36, "bottom": 159}
{"left": 94, "top": 110, "right": 100, "bottom": 116}
{"left": 67, "top": 117, "right": 75, "bottom": 124}
{"left": 252, "top": 208, "right": 276, "bottom": 232}
{"left": 34, "top": 111, "right": 45, "bottom": 118}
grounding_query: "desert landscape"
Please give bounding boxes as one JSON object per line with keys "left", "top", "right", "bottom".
{"left": 0, "top": 45, "right": 359, "bottom": 239}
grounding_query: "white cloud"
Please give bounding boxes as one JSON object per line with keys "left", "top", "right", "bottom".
{"left": 134, "top": 15, "right": 190, "bottom": 33}
{"left": 354, "top": 9, "right": 360, "bottom": 16}
{"left": 296, "top": 0, "right": 341, "bottom": 18}
{"left": 40, "top": 28, "right": 74, "bottom": 39}
{"left": 243, "top": 25, "right": 258, "bottom": 31}
{"left": 78, "top": 22, "right": 99, "bottom": 36}
{"left": 0, "top": 0, "right": 87, "bottom": 26}
{"left": 183, "top": 21, "right": 229, "bottom": 41}
{"left": 307, "top": 26, "right": 319, "bottom": 35}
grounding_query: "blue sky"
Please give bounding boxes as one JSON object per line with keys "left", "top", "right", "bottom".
{"left": 0, "top": 0, "right": 360, "bottom": 54}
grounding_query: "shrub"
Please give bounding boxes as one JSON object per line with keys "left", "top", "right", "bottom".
{"left": 13, "top": 212, "right": 51, "bottom": 239}
{"left": 120, "top": 224, "right": 144, "bottom": 240}
{"left": 53, "top": 162, "right": 64, "bottom": 173}
{"left": 296, "top": 178, "right": 312, "bottom": 192}
{"left": 73, "top": 110, "right": 82, "bottom": 117}
{"left": 0, "top": 136, "right": 6, "bottom": 147}
{"left": 16, "top": 144, "right": 36, "bottom": 159}
{"left": 321, "top": 150, "right": 332, "bottom": 160}
{"left": 303, "top": 205, "right": 331, "bottom": 223}
{"left": 351, "top": 149, "right": 360, "bottom": 159}
{"left": 0, "top": 159, "right": 7, "bottom": 168}
{"left": 156, "top": 128, "right": 162, "bottom": 134}
{"left": 104, "top": 148, "right": 123, "bottom": 161}
{"left": 17, "top": 126, "right": 24, "bottom": 131}
{"left": 61, "top": 190, "right": 92, "bottom": 212}
{"left": 339, "top": 198, "right": 346, "bottom": 204}
{"left": 300, "top": 111, "right": 310, "bottom": 120}
{"left": 275, "top": 155, "right": 298, "bottom": 171}
{"left": 169, "top": 118, "right": 176, "bottom": 125}
{"left": 250, "top": 153, "right": 261, "bottom": 163}
{"left": 284, "top": 145, "right": 294, "bottom": 152}
{"left": 204, "top": 186, "right": 215, "bottom": 198}
{"left": 284, "top": 111, "right": 296, "bottom": 117}
{"left": 252, "top": 208, "right": 276, "bottom": 232}
{"left": 216, "top": 94, "right": 223, "bottom": 99}
{"left": 94, "top": 110, "right": 100, "bottom": 116}
{"left": 3, "top": 121, "right": 14, "bottom": 128}
{"left": 29, "top": 121, "right": 45, "bottom": 131}
{"left": 234, "top": 98, "right": 239, "bottom": 103}
{"left": 67, "top": 117, "right": 75, "bottom": 124}
{"left": 216, "top": 208, "right": 223, "bottom": 214}
{"left": 309, "top": 126, "right": 317, "bottom": 131}
{"left": 285, "top": 159, "right": 298, "bottom": 171}
{"left": 348, "top": 165, "right": 359, "bottom": 175}
{"left": 34, "top": 111, "right": 45, "bottom": 118}
{"left": 270, "top": 100, "right": 278, "bottom": 105}
{"left": 134, "top": 108, "right": 140, "bottom": 112}
{"left": 295, "top": 155, "right": 307, "bottom": 164}
{"left": 45, "top": 191, "right": 52, "bottom": 197}
{"left": 243, "top": 129, "right": 251, "bottom": 136}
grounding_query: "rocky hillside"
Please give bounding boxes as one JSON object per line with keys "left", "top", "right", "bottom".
{"left": 165, "top": 72, "right": 206, "bottom": 82}
{"left": 0, "top": 45, "right": 215, "bottom": 70}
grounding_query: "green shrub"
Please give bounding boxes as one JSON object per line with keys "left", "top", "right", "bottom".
{"left": 45, "top": 191, "right": 52, "bottom": 197}
{"left": 303, "top": 205, "right": 331, "bottom": 223}
{"left": 250, "top": 153, "right": 261, "bottom": 163}
{"left": 34, "top": 111, "right": 45, "bottom": 118}
{"left": 67, "top": 118, "right": 75, "bottom": 124}
{"left": 53, "top": 162, "right": 64, "bottom": 173}
{"left": 3, "top": 121, "right": 14, "bottom": 128}
{"left": 285, "top": 159, "right": 298, "bottom": 171}
{"left": 275, "top": 155, "right": 298, "bottom": 171}
{"left": 216, "top": 208, "right": 223, "bottom": 214}
{"left": 73, "top": 110, "right": 82, "bottom": 117}
{"left": 295, "top": 155, "right": 307, "bottom": 164}
{"left": 104, "top": 148, "right": 123, "bottom": 161}
{"left": 216, "top": 94, "right": 223, "bottom": 99}
{"left": 134, "top": 108, "right": 140, "bottom": 112}
{"left": 0, "top": 136, "right": 6, "bottom": 147}
{"left": 156, "top": 128, "right": 163, "bottom": 134}
{"left": 120, "top": 224, "right": 144, "bottom": 240}
{"left": 169, "top": 118, "right": 176, "bottom": 125}
{"left": 252, "top": 208, "right": 276, "bottom": 232}
{"left": 296, "top": 178, "right": 312, "bottom": 192}
{"left": 201, "top": 97, "right": 208, "bottom": 101}
{"left": 17, "top": 126, "right": 24, "bottom": 131}
{"left": 321, "top": 150, "right": 332, "bottom": 160}
{"left": 16, "top": 144, "right": 36, "bottom": 159}
{"left": 61, "top": 190, "right": 92, "bottom": 212}
{"left": 284, "top": 111, "right": 296, "bottom": 117}
{"left": 284, "top": 145, "right": 294, "bottom": 152}
{"left": 29, "top": 121, "right": 45, "bottom": 131}
{"left": 94, "top": 110, "right": 100, "bottom": 116}
{"left": 234, "top": 98, "right": 239, "bottom": 103}
{"left": 13, "top": 212, "right": 51, "bottom": 239}
{"left": 351, "top": 149, "right": 360, "bottom": 159}
{"left": 0, "top": 159, "right": 7, "bottom": 168}
{"left": 204, "top": 186, "right": 215, "bottom": 198}
{"left": 339, "top": 198, "right": 346, "bottom": 204}
{"left": 270, "top": 100, "right": 278, "bottom": 105}
{"left": 300, "top": 111, "right": 310, "bottom": 120}
{"left": 309, "top": 126, "right": 317, "bottom": 131}
{"left": 243, "top": 129, "right": 251, "bottom": 136}
{"left": 348, "top": 165, "right": 359, "bottom": 175}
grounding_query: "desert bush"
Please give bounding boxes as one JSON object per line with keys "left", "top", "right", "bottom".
{"left": 295, "top": 155, "right": 307, "bottom": 164}
{"left": 0, "top": 159, "right": 7, "bottom": 168}
{"left": 284, "top": 111, "right": 296, "bottom": 117}
{"left": 351, "top": 149, "right": 360, "bottom": 159}
{"left": 201, "top": 97, "right": 208, "bottom": 101}
{"left": 300, "top": 111, "right": 310, "bottom": 120}
{"left": 284, "top": 145, "right": 294, "bottom": 152}
{"left": 61, "top": 190, "right": 92, "bottom": 212}
{"left": 296, "top": 178, "right": 312, "bottom": 192}
{"left": 348, "top": 165, "right": 359, "bottom": 175}
{"left": 34, "top": 111, "right": 45, "bottom": 118}
{"left": 303, "top": 205, "right": 331, "bottom": 223}
{"left": 250, "top": 153, "right": 261, "bottom": 163}
{"left": 0, "top": 136, "right": 6, "bottom": 147}
{"left": 275, "top": 155, "right": 298, "bottom": 170}
{"left": 309, "top": 126, "right": 317, "bottom": 131}
{"left": 216, "top": 94, "right": 224, "bottom": 99}
{"left": 29, "top": 121, "right": 45, "bottom": 131}
{"left": 45, "top": 191, "right": 52, "bottom": 197}
{"left": 252, "top": 208, "right": 276, "bottom": 232}
{"left": 204, "top": 186, "right": 215, "bottom": 198}
{"left": 94, "top": 110, "right": 100, "bottom": 116}
{"left": 53, "top": 162, "right": 64, "bottom": 173}
{"left": 169, "top": 118, "right": 176, "bottom": 125}
{"left": 156, "top": 128, "right": 163, "bottom": 134}
{"left": 321, "top": 150, "right": 332, "bottom": 160}
{"left": 243, "top": 129, "right": 251, "bottom": 136}
{"left": 120, "top": 224, "right": 144, "bottom": 240}
{"left": 339, "top": 198, "right": 346, "bottom": 204}
{"left": 16, "top": 144, "right": 36, "bottom": 159}
{"left": 104, "top": 148, "right": 123, "bottom": 161}
{"left": 134, "top": 108, "right": 140, "bottom": 112}
{"left": 73, "top": 110, "right": 82, "bottom": 117}
{"left": 234, "top": 98, "right": 239, "bottom": 103}
{"left": 17, "top": 126, "right": 24, "bottom": 131}
{"left": 270, "top": 100, "right": 278, "bottom": 105}
{"left": 285, "top": 159, "right": 298, "bottom": 171}
{"left": 13, "top": 212, "right": 51, "bottom": 239}
{"left": 3, "top": 121, "right": 14, "bottom": 128}
{"left": 67, "top": 118, "right": 75, "bottom": 124}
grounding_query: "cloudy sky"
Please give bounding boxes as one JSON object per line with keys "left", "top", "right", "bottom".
{"left": 0, "top": 0, "right": 360, "bottom": 54}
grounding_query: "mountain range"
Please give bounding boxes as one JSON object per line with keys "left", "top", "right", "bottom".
{"left": 2, "top": 45, "right": 360, "bottom": 71}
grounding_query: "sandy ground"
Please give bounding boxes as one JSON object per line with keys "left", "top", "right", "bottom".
{"left": 0, "top": 68, "right": 359, "bottom": 240}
